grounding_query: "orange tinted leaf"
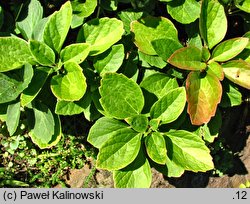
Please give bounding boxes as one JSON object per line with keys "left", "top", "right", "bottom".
{"left": 168, "top": 46, "right": 206, "bottom": 70}
{"left": 186, "top": 71, "right": 222, "bottom": 125}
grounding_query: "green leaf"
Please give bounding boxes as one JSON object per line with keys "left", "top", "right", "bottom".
{"left": 29, "top": 40, "right": 55, "bottom": 66}
{"left": 93, "top": 44, "right": 124, "bottom": 75}
{"left": 235, "top": 32, "right": 250, "bottom": 63}
{"left": 0, "top": 64, "right": 33, "bottom": 104}
{"left": 167, "top": 0, "right": 200, "bottom": 24}
{"left": 0, "top": 6, "right": 3, "bottom": 30}
{"left": 55, "top": 92, "right": 91, "bottom": 116}
{"left": 51, "top": 62, "right": 87, "bottom": 101}
{"left": 29, "top": 102, "right": 55, "bottom": 145}
{"left": 166, "top": 130, "right": 214, "bottom": 172}
{"left": 0, "top": 103, "right": 8, "bottom": 122}
{"left": 235, "top": 0, "right": 250, "bottom": 13}
{"left": 200, "top": 110, "right": 222, "bottom": 143}
{"left": 125, "top": 114, "right": 148, "bottom": 133}
{"left": 151, "top": 38, "right": 183, "bottom": 61}
{"left": 211, "top": 37, "right": 249, "bottom": 62}
{"left": 88, "top": 117, "right": 129, "bottom": 148}
{"left": 200, "top": 0, "right": 227, "bottom": 49}
{"left": 165, "top": 156, "right": 185, "bottom": 177}
{"left": 101, "top": 0, "right": 118, "bottom": 11}
{"left": 118, "top": 10, "right": 146, "bottom": 34}
{"left": 202, "top": 47, "right": 211, "bottom": 62}
{"left": 97, "top": 128, "right": 142, "bottom": 170}
{"left": 145, "top": 132, "right": 167, "bottom": 164}
{"left": 100, "top": 73, "right": 144, "bottom": 119}
{"left": 140, "top": 73, "right": 179, "bottom": 99}
{"left": 21, "top": 67, "right": 51, "bottom": 107}
{"left": 33, "top": 18, "right": 49, "bottom": 41}
{"left": 16, "top": 0, "right": 43, "bottom": 40}
{"left": 78, "top": 17, "right": 124, "bottom": 56}
{"left": 0, "top": 37, "right": 34, "bottom": 72}
{"left": 60, "top": 43, "right": 90, "bottom": 64}
{"left": 71, "top": 15, "right": 85, "bottom": 29}
{"left": 150, "top": 87, "right": 186, "bottom": 124}
{"left": 6, "top": 101, "right": 21, "bottom": 136}
{"left": 138, "top": 51, "right": 167, "bottom": 69}
{"left": 185, "top": 22, "right": 203, "bottom": 50}
{"left": 168, "top": 46, "right": 207, "bottom": 70}
{"left": 186, "top": 71, "right": 222, "bottom": 125}
{"left": 207, "top": 61, "right": 224, "bottom": 81}
{"left": 71, "top": 0, "right": 97, "bottom": 17}
{"left": 29, "top": 107, "right": 62, "bottom": 149}
{"left": 130, "top": 16, "right": 179, "bottom": 55}
{"left": 220, "top": 79, "right": 242, "bottom": 107}
{"left": 222, "top": 60, "right": 250, "bottom": 89}
{"left": 113, "top": 148, "right": 152, "bottom": 188}
{"left": 43, "top": 2, "right": 72, "bottom": 53}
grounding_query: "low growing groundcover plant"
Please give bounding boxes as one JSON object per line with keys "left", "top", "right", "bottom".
{"left": 0, "top": 0, "right": 250, "bottom": 187}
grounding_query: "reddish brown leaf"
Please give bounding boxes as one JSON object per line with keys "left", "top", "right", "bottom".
{"left": 186, "top": 71, "right": 222, "bottom": 125}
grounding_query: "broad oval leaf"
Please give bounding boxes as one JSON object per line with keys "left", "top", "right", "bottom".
{"left": 186, "top": 71, "right": 222, "bottom": 125}
{"left": 118, "top": 10, "right": 146, "bottom": 34}
{"left": 55, "top": 95, "right": 89, "bottom": 116}
{"left": 207, "top": 61, "right": 224, "bottom": 81}
{"left": 71, "top": 0, "right": 97, "bottom": 17}
{"left": 220, "top": 79, "right": 242, "bottom": 108}
{"left": 166, "top": 130, "right": 214, "bottom": 172}
{"left": 29, "top": 103, "right": 55, "bottom": 145}
{"left": 235, "top": 32, "right": 250, "bottom": 63}
{"left": 151, "top": 38, "right": 183, "bottom": 61}
{"left": 78, "top": 17, "right": 124, "bottom": 56}
{"left": 21, "top": 67, "right": 51, "bottom": 107}
{"left": 145, "top": 132, "right": 167, "bottom": 165}
{"left": 165, "top": 156, "right": 185, "bottom": 177}
{"left": 168, "top": 46, "right": 207, "bottom": 70}
{"left": 51, "top": 62, "right": 87, "bottom": 101}
{"left": 199, "top": 0, "right": 227, "bottom": 49}
{"left": 100, "top": 73, "right": 144, "bottom": 119}
{"left": 0, "top": 64, "right": 33, "bottom": 104}
{"left": 96, "top": 128, "right": 142, "bottom": 170}
{"left": 6, "top": 101, "right": 21, "bottom": 136}
{"left": 16, "top": 0, "right": 43, "bottom": 40}
{"left": 29, "top": 40, "right": 55, "bottom": 66}
{"left": 29, "top": 106, "right": 62, "bottom": 149}
{"left": 0, "top": 37, "right": 34, "bottom": 72}
{"left": 43, "top": 2, "right": 72, "bottom": 53}
{"left": 93, "top": 44, "right": 124, "bottom": 75}
{"left": 88, "top": 117, "right": 129, "bottom": 148}
{"left": 113, "top": 148, "right": 152, "bottom": 188}
{"left": 60, "top": 43, "right": 90, "bottom": 64}
{"left": 211, "top": 37, "right": 249, "bottom": 62}
{"left": 167, "top": 0, "right": 200, "bottom": 24}
{"left": 138, "top": 51, "right": 167, "bottom": 69}
{"left": 150, "top": 87, "right": 186, "bottom": 124}
{"left": 222, "top": 60, "right": 250, "bottom": 90}
{"left": 130, "top": 16, "right": 179, "bottom": 55}
{"left": 202, "top": 47, "right": 211, "bottom": 62}
{"left": 140, "top": 73, "right": 179, "bottom": 99}
{"left": 200, "top": 110, "right": 222, "bottom": 143}
{"left": 125, "top": 114, "right": 148, "bottom": 133}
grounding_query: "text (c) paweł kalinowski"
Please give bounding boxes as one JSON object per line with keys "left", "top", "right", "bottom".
{"left": 20, "top": 190, "right": 104, "bottom": 200}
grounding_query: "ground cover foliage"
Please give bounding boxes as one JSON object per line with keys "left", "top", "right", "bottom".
{"left": 0, "top": 0, "right": 250, "bottom": 188}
